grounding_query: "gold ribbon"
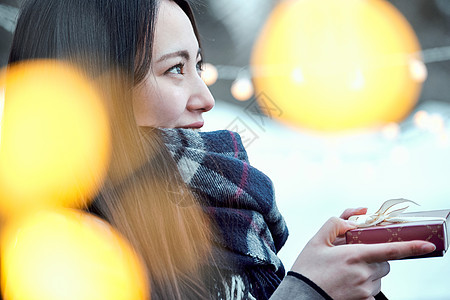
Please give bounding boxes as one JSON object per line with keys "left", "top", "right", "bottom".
{"left": 348, "top": 198, "right": 446, "bottom": 228}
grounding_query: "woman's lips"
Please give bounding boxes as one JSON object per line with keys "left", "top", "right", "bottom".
{"left": 181, "top": 121, "right": 204, "bottom": 129}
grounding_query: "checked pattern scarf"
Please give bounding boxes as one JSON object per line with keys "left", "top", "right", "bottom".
{"left": 161, "top": 128, "right": 289, "bottom": 299}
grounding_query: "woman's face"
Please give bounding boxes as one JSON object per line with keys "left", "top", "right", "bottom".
{"left": 132, "top": 0, "right": 215, "bottom": 129}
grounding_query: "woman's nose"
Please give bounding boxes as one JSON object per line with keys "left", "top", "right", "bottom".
{"left": 187, "top": 75, "right": 215, "bottom": 112}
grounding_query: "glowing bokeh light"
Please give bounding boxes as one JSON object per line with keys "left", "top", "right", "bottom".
{"left": 251, "top": 0, "right": 424, "bottom": 131}
{"left": 382, "top": 122, "right": 400, "bottom": 140}
{"left": 0, "top": 60, "right": 111, "bottom": 217}
{"left": 1, "top": 209, "right": 149, "bottom": 300}
{"left": 291, "top": 68, "right": 304, "bottom": 83}
{"left": 201, "top": 63, "right": 219, "bottom": 86}
{"left": 409, "top": 58, "right": 428, "bottom": 82}
{"left": 231, "top": 77, "right": 254, "bottom": 101}
{"left": 413, "top": 110, "right": 429, "bottom": 129}
{"left": 428, "top": 113, "right": 445, "bottom": 133}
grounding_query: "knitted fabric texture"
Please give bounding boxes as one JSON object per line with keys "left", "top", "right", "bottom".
{"left": 161, "top": 128, "right": 289, "bottom": 299}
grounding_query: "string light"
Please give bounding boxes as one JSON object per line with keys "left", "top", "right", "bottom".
{"left": 413, "top": 110, "right": 429, "bottom": 129}
{"left": 409, "top": 58, "right": 428, "bottom": 82}
{"left": 413, "top": 110, "right": 445, "bottom": 133}
{"left": 201, "top": 63, "right": 218, "bottom": 86}
{"left": 231, "top": 77, "right": 254, "bottom": 101}
{"left": 198, "top": 47, "right": 448, "bottom": 142}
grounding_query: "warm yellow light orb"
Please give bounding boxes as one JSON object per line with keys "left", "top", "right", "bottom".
{"left": 1, "top": 209, "right": 149, "bottom": 300}
{"left": 0, "top": 60, "right": 111, "bottom": 217}
{"left": 0, "top": 88, "right": 4, "bottom": 145}
{"left": 251, "top": 0, "right": 424, "bottom": 131}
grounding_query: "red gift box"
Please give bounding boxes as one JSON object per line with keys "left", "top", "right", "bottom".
{"left": 345, "top": 209, "right": 450, "bottom": 259}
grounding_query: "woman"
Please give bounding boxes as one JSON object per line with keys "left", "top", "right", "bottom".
{"left": 9, "top": 0, "right": 214, "bottom": 299}
{"left": 7, "top": 0, "right": 435, "bottom": 299}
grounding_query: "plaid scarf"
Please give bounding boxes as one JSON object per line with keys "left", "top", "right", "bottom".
{"left": 161, "top": 128, "right": 289, "bottom": 299}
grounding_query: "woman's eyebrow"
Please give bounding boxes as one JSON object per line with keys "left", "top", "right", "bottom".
{"left": 156, "top": 48, "right": 202, "bottom": 63}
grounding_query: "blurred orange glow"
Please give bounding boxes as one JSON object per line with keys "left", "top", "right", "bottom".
{"left": 251, "top": 0, "right": 424, "bottom": 131}
{"left": 0, "top": 87, "right": 4, "bottom": 146}
{"left": 0, "top": 60, "right": 111, "bottom": 217}
{"left": 1, "top": 209, "right": 149, "bottom": 300}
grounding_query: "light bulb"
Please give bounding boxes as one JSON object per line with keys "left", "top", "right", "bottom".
{"left": 201, "top": 63, "right": 218, "bottom": 86}
{"left": 231, "top": 77, "right": 254, "bottom": 101}
{"left": 409, "top": 58, "right": 428, "bottom": 82}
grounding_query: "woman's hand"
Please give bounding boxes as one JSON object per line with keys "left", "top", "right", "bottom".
{"left": 333, "top": 207, "right": 367, "bottom": 246}
{"left": 291, "top": 217, "right": 436, "bottom": 300}
{"left": 340, "top": 207, "right": 368, "bottom": 220}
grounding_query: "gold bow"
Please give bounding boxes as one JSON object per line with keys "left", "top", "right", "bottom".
{"left": 348, "top": 198, "right": 445, "bottom": 228}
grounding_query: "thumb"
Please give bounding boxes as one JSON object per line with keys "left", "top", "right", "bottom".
{"left": 340, "top": 207, "right": 368, "bottom": 220}
{"left": 313, "top": 217, "right": 357, "bottom": 245}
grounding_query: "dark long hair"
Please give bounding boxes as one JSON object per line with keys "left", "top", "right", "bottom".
{"left": 9, "top": 0, "right": 200, "bottom": 84}
{"left": 8, "top": 0, "right": 215, "bottom": 299}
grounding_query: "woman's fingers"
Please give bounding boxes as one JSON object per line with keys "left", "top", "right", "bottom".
{"left": 358, "top": 241, "right": 436, "bottom": 263}
{"left": 312, "top": 217, "right": 357, "bottom": 245}
{"left": 340, "top": 207, "right": 368, "bottom": 220}
{"left": 291, "top": 218, "right": 436, "bottom": 300}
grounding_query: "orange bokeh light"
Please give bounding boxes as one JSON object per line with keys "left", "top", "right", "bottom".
{"left": 1, "top": 209, "right": 148, "bottom": 300}
{"left": 0, "top": 60, "right": 111, "bottom": 217}
{"left": 251, "top": 0, "right": 424, "bottom": 131}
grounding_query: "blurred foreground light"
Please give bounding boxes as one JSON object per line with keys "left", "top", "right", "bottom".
{"left": 1, "top": 209, "right": 149, "bottom": 300}
{"left": 291, "top": 68, "right": 304, "bottom": 83}
{"left": 251, "top": 0, "right": 424, "bottom": 131}
{"left": 0, "top": 87, "right": 4, "bottom": 145}
{"left": 201, "top": 63, "right": 218, "bottom": 86}
{"left": 0, "top": 60, "right": 111, "bottom": 218}
{"left": 231, "top": 77, "right": 254, "bottom": 101}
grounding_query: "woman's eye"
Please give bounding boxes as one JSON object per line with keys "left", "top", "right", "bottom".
{"left": 196, "top": 61, "right": 204, "bottom": 74}
{"left": 166, "top": 63, "right": 184, "bottom": 75}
